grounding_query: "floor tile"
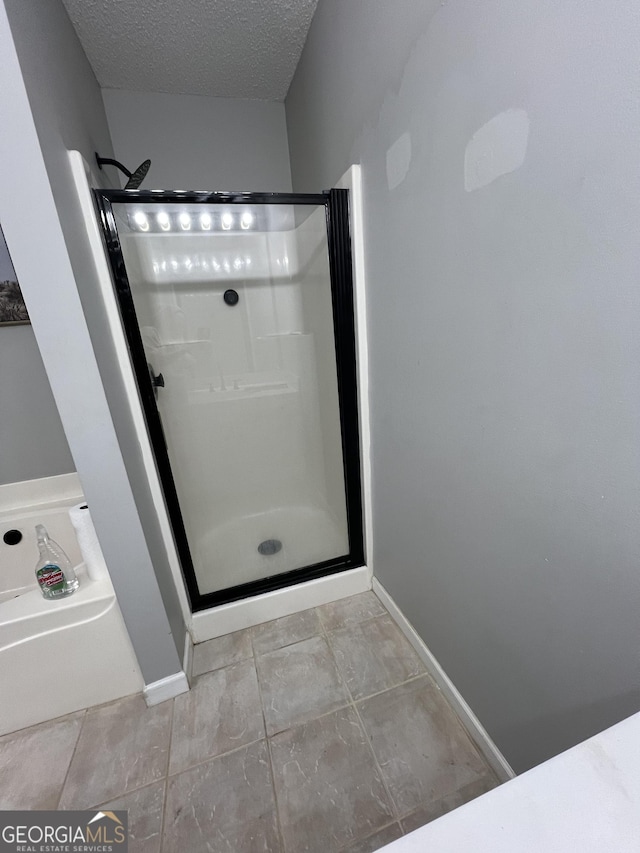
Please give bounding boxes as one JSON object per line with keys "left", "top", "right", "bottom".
{"left": 255, "top": 635, "right": 349, "bottom": 736}
{"left": 164, "top": 740, "right": 279, "bottom": 853}
{"left": 317, "top": 592, "right": 386, "bottom": 632}
{"left": 169, "top": 659, "right": 264, "bottom": 775}
{"left": 252, "top": 608, "right": 321, "bottom": 656}
{"left": 192, "top": 628, "right": 253, "bottom": 678}
{"left": 0, "top": 712, "right": 84, "bottom": 809}
{"left": 328, "top": 615, "right": 425, "bottom": 700}
{"left": 358, "top": 677, "right": 489, "bottom": 818}
{"left": 342, "top": 822, "right": 403, "bottom": 852}
{"left": 270, "top": 706, "right": 395, "bottom": 853}
{"left": 98, "top": 780, "right": 165, "bottom": 853}
{"left": 400, "top": 773, "right": 499, "bottom": 834}
{"left": 0, "top": 594, "right": 502, "bottom": 853}
{"left": 59, "top": 696, "right": 172, "bottom": 810}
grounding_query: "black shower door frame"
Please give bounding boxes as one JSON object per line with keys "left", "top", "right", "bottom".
{"left": 94, "top": 188, "right": 364, "bottom": 611}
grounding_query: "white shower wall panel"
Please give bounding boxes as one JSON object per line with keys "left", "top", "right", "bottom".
{"left": 118, "top": 218, "right": 348, "bottom": 595}
{"left": 296, "top": 207, "right": 349, "bottom": 534}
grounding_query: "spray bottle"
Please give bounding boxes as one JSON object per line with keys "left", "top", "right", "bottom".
{"left": 34, "top": 524, "right": 79, "bottom": 599}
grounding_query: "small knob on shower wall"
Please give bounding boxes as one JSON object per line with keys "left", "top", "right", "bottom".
{"left": 224, "top": 289, "right": 239, "bottom": 306}
{"left": 148, "top": 362, "right": 165, "bottom": 397}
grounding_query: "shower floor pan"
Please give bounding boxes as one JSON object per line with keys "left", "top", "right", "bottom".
{"left": 193, "top": 505, "right": 348, "bottom": 596}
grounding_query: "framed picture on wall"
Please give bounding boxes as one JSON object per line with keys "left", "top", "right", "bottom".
{"left": 0, "top": 223, "right": 29, "bottom": 325}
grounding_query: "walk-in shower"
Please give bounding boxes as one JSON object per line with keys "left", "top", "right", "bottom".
{"left": 95, "top": 189, "right": 363, "bottom": 610}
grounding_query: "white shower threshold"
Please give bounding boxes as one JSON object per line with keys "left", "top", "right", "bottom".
{"left": 189, "top": 565, "right": 370, "bottom": 643}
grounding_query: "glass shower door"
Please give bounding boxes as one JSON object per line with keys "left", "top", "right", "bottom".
{"left": 97, "top": 191, "right": 362, "bottom": 608}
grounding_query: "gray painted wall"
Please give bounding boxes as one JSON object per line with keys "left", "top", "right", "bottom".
{"left": 0, "top": 325, "right": 74, "bottom": 485}
{"left": 0, "top": 0, "right": 183, "bottom": 682}
{"left": 0, "top": 230, "right": 74, "bottom": 484}
{"left": 286, "top": 0, "right": 640, "bottom": 772}
{"left": 103, "top": 89, "right": 292, "bottom": 192}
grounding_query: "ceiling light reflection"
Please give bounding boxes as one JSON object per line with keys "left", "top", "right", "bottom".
{"left": 133, "top": 210, "right": 149, "bottom": 231}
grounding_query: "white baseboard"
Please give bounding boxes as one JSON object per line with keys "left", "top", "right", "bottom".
{"left": 183, "top": 629, "right": 194, "bottom": 684}
{"left": 190, "top": 566, "right": 370, "bottom": 643}
{"left": 143, "top": 671, "right": 190, "bottom": 706}
{"left": 372, "top": 577, "right": 515, "bottom": 783}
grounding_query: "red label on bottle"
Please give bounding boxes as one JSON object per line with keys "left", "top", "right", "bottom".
{"left": 37, "top": 565, "right": 65, "bottom": 588}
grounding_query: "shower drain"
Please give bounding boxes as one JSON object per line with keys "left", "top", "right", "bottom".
{"left": 258, "top": 539, "right": 282, "bottom": 556}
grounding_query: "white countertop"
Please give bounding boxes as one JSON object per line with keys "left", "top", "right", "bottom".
{"left": 386, "top": 711, "right": 640, "bottom": 852}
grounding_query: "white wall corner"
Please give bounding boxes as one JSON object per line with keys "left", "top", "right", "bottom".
{"left": 143, "top": 671, "right": 190, "bottom": 706}
{"left": 372, "top": 577, "right": 516, "bottom": 783}
{"left": 336, "top": 164, "right": 373, "bottom": 579}
{"left": 68, "top": 150, "right": 192, "bottom": 629}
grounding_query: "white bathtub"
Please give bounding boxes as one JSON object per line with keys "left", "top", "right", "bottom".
{"left": 0, "top": 474, "right": 143, "bottom": 735}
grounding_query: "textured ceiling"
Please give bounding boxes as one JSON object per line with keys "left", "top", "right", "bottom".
{"left": 61, "top": 0, "right": 319, "bottom": 101}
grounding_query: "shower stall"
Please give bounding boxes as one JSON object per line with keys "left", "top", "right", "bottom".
{"left": 95, "top": 189, "right": 363, "bottom": 611}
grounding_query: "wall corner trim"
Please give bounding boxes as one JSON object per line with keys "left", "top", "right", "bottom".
{"left": 372, "top": 577, "right": 516, "bottom": 783}
{"left": 143, "top": 671, "right": 189, "bottom": 706}
{"left": 335, "top": 165, "right": 373, "bottom": 578}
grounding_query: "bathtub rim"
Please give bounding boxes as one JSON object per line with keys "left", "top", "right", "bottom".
{"left": 0, "top": 472, "right": 83, "bottom": 516}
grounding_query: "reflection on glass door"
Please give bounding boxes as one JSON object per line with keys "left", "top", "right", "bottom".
{"left": 97, "top": 191, "right": 362, "bottom": 609}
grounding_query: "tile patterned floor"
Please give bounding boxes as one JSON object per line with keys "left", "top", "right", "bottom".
{"left": 0, "top": 592, "right": 500, "bottom": 853}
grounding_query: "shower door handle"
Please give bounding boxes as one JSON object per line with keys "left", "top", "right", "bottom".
{"left": 148, "top": 363, "right": 165, "bottom": 397}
